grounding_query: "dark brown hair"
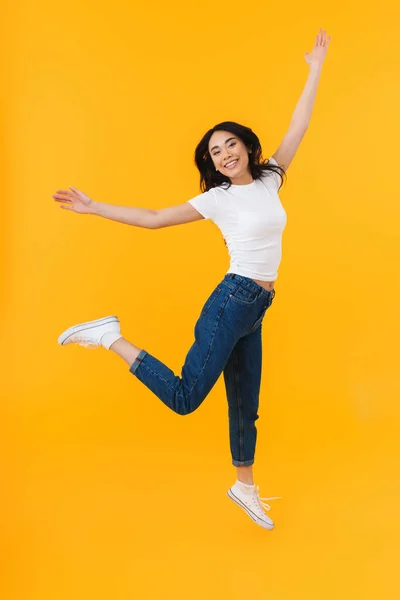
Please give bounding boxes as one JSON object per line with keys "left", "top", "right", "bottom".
{"left": 194, "top": 120, "right": 286, "bottom": 193}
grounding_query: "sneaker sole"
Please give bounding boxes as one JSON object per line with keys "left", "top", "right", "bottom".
{"left": 227, "top": 488, "right": 274, "bottom": 530}
{"left": 58, "top": 316, "right": 119, "bottom": 345}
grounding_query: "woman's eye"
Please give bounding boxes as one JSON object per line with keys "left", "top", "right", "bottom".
{"left": 214, "top": 142, "right": 236, "bottom": 156}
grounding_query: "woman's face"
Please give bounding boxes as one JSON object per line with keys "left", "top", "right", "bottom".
{"left": 208, "top": 130, "right": 251, "bottom": 179}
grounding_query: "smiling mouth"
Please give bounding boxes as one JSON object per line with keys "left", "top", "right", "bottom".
{"left": 225, "top": 159, "right": 238, "bottom": 169}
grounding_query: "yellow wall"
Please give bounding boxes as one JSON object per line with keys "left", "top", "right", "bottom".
{"left": 2, "top": 1, "right": 399, "bottom": 598}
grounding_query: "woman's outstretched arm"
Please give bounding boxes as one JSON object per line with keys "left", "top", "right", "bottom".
{"left": 272, "top": 28, "right": 331, "bottom": 172}
{"left": 52, "top": 186, "right": 203, "bottom": 229}
{"left": 52, "top": 186, "right": 158, "bottom": 228}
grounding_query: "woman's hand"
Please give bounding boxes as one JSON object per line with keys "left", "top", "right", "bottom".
{"left": 52, "top": 186, "right": 96, "bottom": 214}
{"left": 305, "top": 28, "right": 331, "bottom": 69}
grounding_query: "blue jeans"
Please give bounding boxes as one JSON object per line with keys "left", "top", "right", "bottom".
{"left": 129, "top": 273, "right": 276, "bottom": 467}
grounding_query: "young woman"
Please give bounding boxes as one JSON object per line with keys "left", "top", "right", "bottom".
{"left": 53, "top": 29, "right": 330, "bottom": 530}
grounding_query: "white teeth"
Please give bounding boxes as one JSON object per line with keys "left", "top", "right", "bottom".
{"left": 225, "top": 160, "right": 238, "bottom": 168}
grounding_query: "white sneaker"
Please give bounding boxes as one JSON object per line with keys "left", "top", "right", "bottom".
{"left": 57, "top": 316, "right": 122, "bottom": 349}
{"left": 227, "top": 480, "right": 281, "bottom": 530}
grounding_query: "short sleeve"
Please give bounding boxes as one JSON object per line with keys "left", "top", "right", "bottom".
{"left": 187, "top": 188, "right": 217, "bottom": 221}
{"left": 262, "top": 156, "right": 282, "bottom": 191}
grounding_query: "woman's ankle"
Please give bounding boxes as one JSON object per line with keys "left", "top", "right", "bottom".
{"left": 236, "top": 465, "right": 254, "bottom": 486}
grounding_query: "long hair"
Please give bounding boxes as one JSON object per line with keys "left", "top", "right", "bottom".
{"left": 194, "top": 121, "right": 286, "bottom": 193}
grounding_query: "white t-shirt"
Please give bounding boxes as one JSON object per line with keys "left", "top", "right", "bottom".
{"left": 187, "top": 157, "right": 287, "bottom": 281}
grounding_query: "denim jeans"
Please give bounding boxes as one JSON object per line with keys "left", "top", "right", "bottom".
{"left": 129, "top": 273, "right": 276, "bottom": 467}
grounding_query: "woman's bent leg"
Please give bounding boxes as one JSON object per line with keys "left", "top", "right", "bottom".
{"left": 128, "top": 285, "right": 240, "bottom": 416}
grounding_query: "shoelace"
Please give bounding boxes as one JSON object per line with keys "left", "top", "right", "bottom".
{"left": 254, "top": 485, "right": 282, "bottom": 511}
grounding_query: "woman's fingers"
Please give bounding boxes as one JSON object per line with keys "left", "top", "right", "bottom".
{"left": 52, "top": 193, "right": 72, "bottom": 203}
{"left": 69, "top": 186, "right": 84, "bottom": 197}
{"left": 53, "top": 188, "right": 80, "bottom": 197}
{"left": 53, "top": 196, "right": 72, "bottom": 202}
{"left": 53, "top": 187, "right": 91, "bottom": 212}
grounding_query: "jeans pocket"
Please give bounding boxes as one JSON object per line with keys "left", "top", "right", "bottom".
{"left": 201, "top": 286, "right": 222, "bottom": 317}
{"left": 229, "top": 286, "right": 259, "bottom": 306}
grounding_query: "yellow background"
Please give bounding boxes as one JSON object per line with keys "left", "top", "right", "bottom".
{"left": 2, "top": 0, "right": 400, "bottom": 598}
